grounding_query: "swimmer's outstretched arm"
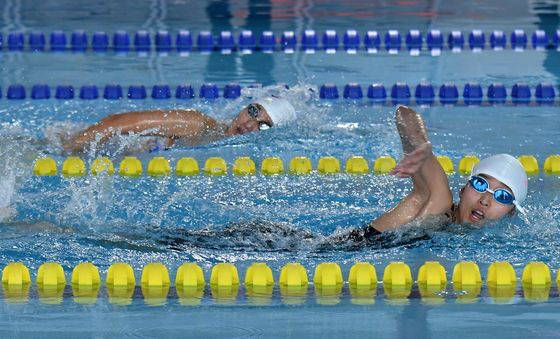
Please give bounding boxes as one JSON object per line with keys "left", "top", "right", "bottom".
{"left": 65, "top": 109, "right": 225, "bottom": 153}
{"left": 369, "top": 106, "right": 453, "bottom": 232}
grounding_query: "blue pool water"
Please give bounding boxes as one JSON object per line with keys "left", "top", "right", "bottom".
{"left": 1, "top": 0, "right": 560, "bottom": 337}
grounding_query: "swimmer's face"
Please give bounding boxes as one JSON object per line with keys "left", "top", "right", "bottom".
{"left": 457, "top": 174, "right": 515, "bottom": 226}
{"left": 227, "top": 104, "right": 274, "bottom": 136}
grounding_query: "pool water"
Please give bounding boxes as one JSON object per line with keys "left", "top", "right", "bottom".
{"left": 1, "top": 0, "right": 560, "bottom": 337}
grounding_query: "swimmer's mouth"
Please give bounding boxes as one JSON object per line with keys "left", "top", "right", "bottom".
{"left": 469, "top": 209, "right": 485, "bottom": 223}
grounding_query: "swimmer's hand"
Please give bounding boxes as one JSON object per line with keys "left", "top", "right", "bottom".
{"left": 63, "top": 130, "right": 104, "bottom": 154}
{"left": 395, "top": 105, "right": 428, "bottom": 154}
{"left": 389, "top": 142, "right": 432, "bottom": 178}
{"left": 64, "top": 138, "right": 91, "bottom": 154}
{"left": 62, "top": 135, "right": 84, "bottom": 154}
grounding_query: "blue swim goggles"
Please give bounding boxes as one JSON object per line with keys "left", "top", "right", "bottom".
{"left": 468, "top": 175, "right": 515, "bottom": 205}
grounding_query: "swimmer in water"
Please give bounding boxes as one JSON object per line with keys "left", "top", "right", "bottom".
{"left": 65, "top": 97, "right": 296, "bottom": 153}
{"left": 157, "top": 105, "right": 529, "bottom": 251}
{"left": 348, "top": 105, "right": 528, "bottom": 241}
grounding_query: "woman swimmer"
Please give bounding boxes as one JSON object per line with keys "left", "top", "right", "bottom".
{"left": 65, "top": 97, "right": 296, "bottom": 153}
{"left": 157, "top": 104, "right": 529, "bottom": 251}
{"left": 349, "top": 105, "right": 528, "bottom": 240}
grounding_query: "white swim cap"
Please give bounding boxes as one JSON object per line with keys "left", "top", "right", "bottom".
{"left": 471, "top": 154, "right": 528, "bottom": 212}
{"left": 255, "top": 97, "right": 296, "bottom": 126}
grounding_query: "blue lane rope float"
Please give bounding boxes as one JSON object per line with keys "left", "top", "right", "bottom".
{"left": 127, "top": 85, "right": 147, "bottom": 99}
{"left": 302, "top": 30, "right": 318, "bottom": 51}
{"left": 1, "top": 82, "right": 558, "bottom": 105}
{"left": 55, "top": 85, "right": 74, "bottom": 99}
{"left": 80, "top": 85, "right": 99, "bottom": 100}
{"left": 29, "top": 31, "right": 45, "bottom": 51}
{"left": 0, "top": 260, "right": 558, "bottom": 304}
{"left": 0, "top": 29, "right": 559, "bottom": 53}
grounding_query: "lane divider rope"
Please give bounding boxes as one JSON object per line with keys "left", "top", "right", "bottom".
{"left": 0, "top": 82, "right": 557, "bottom": 104}
{"left": 32, "top": 154, "right": 560, "bottom": 177}
{"left": 0, "top": 260, "right": 555, "bottom": 304}
{"left": 2, "top": 29, "right": 559, "bottom": 53}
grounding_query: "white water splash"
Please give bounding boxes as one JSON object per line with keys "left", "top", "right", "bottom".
{"left": 0, "top": 172, "right": 16, "bottom": 222}
{"left": 43, "top": 120, "right": 88, "bottom": 153}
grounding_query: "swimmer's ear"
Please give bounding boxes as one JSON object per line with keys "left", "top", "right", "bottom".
{"left": 508, "top": 207, "right": 516, "bottom": 217}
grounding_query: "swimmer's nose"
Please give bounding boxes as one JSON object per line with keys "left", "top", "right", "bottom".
{"left": 479, "top": 193, "right": 491, "bottom": 207}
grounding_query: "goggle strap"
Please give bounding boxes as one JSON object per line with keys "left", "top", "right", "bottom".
{"left": 513, "top": 201, "right": 527, "bottom": 215}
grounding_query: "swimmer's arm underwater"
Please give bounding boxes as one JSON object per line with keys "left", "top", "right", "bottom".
{"left": 369, "top": 105, "right": 453, "bottom": 232}
{"left": 65, "top": 109, "right": 226, "bottom": 153}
